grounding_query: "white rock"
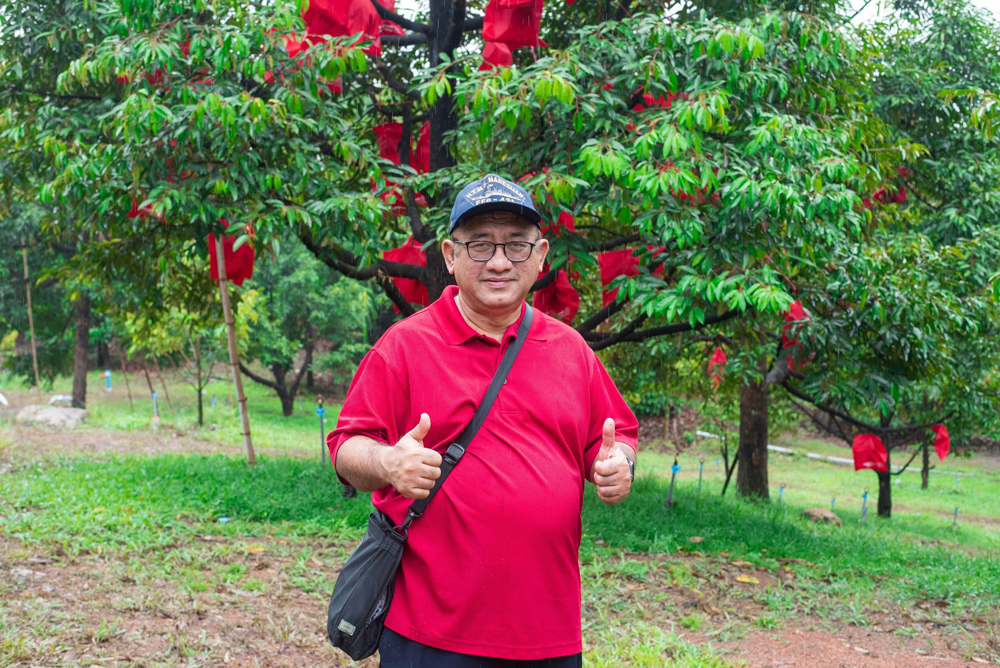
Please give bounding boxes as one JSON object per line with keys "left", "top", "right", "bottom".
{"left": 16, "top": 404, "right": 89, "bottom": 428}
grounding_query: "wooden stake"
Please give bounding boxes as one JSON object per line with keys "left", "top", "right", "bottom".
{"left": 21, "top": 239, "right": 41, "bottom": 390}
{"left": 215, "top": 238, "right": 255, "bottom": 466}
{"left": 152, "top": 355, "right": 173, "bottom": 409}
{"left": 142, "top": 360, "right": 155, "bottom": 395}
{"left": 116, "top": 338, "right": 134, "bottom": 412}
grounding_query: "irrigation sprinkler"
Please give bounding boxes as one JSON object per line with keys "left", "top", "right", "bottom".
{"left": 830, "top": 497, "right": 836, "bottom": 512}
{"left": 778, "top": 484, "right": 785, "bottom": 504}
{"left": 151, "top": 391, "right": 160, "bottom": 429}
{"left": 860, "top": 488, "right": 869, "bottom": 524}
{"left": 665, "top": 456, "right": 680, "bottom": 508}
{"left": 716, "top": 459, "right": 721, "bottom": 474}
{"left": 955, "top": 476, "right": 961, "bottom": 493}
{"left": 698, "top": 457, "right": 704, "bottom": 494}
{"left": 317, "top": 398, "right": 327, "bottom": 466}
{"left": 953, "top": 507, "right": 959, "bottom": 530}
{"left": 105, "top": 369, "right": 112, "bottom": 392}
{"left": 211, "top": 395, "right": 216, "bottom": 409}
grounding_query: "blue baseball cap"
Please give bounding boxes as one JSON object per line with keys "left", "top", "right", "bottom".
{"left": 449, "top": 174, "right": 543, "bottom": 233}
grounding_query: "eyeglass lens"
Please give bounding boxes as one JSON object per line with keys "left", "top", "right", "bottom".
{"left": 466, "top": 241, "right": 533, "bottom": 262}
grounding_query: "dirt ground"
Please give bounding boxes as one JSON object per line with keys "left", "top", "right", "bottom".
{"left": 1, "top": 420, "right": 997, "bottom": 667}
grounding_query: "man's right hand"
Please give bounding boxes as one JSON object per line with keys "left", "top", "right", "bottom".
{"left": 382, "top": 413, "right": 442, "bottom": 499}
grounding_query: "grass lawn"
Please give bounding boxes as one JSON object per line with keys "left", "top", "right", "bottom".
{"left": 1, "top": 371, "right": 998, "bottom": 666}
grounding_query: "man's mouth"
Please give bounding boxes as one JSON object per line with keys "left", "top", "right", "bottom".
{"left": 483, "top": 278, "right": 514, "bottom": 287}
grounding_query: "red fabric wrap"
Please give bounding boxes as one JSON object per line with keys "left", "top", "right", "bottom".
{"left": 376, "top": 0, "right": 406, "bottom": 36}
{"left": 598, "top": 249, "right": 640, "bottom": 307}
{"left": 781, "top": 300, "right": 814, "bottom": 370}
{"left": 208, "top": 221, "right": 255, "bottom": 286}
{"left": 373, "top": 122, "right": 403, "bottom": 164}
{"left": 479, "top": 41, "right": 514, "bottom": 70}
{"left": 482, "top": 0, "right": 545, "bottom": 48}
{"left": 852, "top": 434, "right": 888, "bottom": 472}
{"left": 302, "top": 0, "right": 381, "bottom": 56}
{"left": 413, "top": 123, "right": 430, "bottom": 174}
{"left": 383, "top": 236, "right": 428, "bottom": 309}
{"left": 708, "top": 346, "right": 727, "bottom": 388}
{"left": 932, "top": 424, "right": 950, "bottom": 461}
{"left": 532, "top": 268, "right": 580, "bottom": 324}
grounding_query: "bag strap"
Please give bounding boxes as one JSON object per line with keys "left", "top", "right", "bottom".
{"left": 398, "top": 304, "right": 534, "bottom": 532}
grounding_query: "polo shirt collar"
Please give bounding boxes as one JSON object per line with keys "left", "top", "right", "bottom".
{"left": 432, "top": 285, "right": 547, "bottom": 346}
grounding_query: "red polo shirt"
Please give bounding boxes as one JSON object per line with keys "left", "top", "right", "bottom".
{"left": 328, "top": 285, "right": 638, "bottom": 660}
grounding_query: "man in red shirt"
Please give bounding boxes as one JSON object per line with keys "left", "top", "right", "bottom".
{"left": 329, "top": 174, "right": 638, "bottom": 667}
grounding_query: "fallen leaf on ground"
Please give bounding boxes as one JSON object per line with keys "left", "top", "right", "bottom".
{"left": 735, "top": 574, "right": 759, "bottom": 584}
{"left": 689, "top": 536, "right": 704, "bottom": 543}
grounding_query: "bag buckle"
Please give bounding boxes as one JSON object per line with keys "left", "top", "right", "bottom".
{"left": 444, "top": 443, "right": 466, "bottom": 465}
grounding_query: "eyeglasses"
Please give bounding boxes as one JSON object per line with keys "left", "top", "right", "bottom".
{"left": 453, "top": 240, "right": 537, "bottom": 262}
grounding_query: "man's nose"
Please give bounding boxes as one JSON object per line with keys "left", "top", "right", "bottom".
{"left": 485, "top": 245, "right": 514, "bottom": 271}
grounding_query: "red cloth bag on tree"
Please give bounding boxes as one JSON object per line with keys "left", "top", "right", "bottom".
{"left": 375, "top": 0, "right": 406, "bottom": 36}
{"left": 384, "top": 236, "right": 429, "bottom": 309}
{"left": 708, "top": 347, "right": 727, "bottom": 388}
{"left": 781, "top": 300, "right": 814, "bottom": 370}
{"left": 373, "top": 122, "right": 403, "bottom": 164}
{"left": 413, "top": 123, "right": 430, "bottom": 173}
{"left": 931, "top": 424, "right": 950, "bottom": 461}
{"left": 532, "top": 268, "right": 579, "bottom": 324}
{"left": 208, "top": 221, "right": 255, "bottom": 286}
{"left": 598, "top": 249, "right": 640, "bottom": 306}
{"left": 482, "top": 0, "right": 545, "bottom": 49}
{"left": 479, "top": 41, "right": 514, "bottom": 70}
{"left": 852, "top": 434, "right": 888, "bottom": 472}
{"left": 302, "top": 0, "right": 381, "bottom": 56}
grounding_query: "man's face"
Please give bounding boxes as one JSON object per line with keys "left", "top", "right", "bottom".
{"left": 443, "top": 213, "right": 549, "bottom": 316}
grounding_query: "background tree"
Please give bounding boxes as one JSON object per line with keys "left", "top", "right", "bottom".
{"left": 237, "top": 235, "right": 374, "bottom": 416}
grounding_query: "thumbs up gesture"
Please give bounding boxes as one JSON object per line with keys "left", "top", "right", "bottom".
{"left": 384, "top": 413, "right": 443, "bottom": 499}
{"left": 593, "top": 418, "right": 633, "bottom": 505}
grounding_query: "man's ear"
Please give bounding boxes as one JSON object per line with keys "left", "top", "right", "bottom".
{"left": 536, "top": 237, "right": 550, "bottom": 267}
{"left": 442, "top": 239, "right": 457, "bottom": 275}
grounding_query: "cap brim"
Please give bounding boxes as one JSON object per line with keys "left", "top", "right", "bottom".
{"left": 451, "top": 201, "right": 543, "bottom": 231}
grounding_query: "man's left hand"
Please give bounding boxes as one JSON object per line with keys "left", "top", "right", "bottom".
{"left": 593, "top": 418, "right": 633, "bottom": 505}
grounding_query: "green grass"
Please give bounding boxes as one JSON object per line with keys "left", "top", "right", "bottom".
{"left": 4, "top": 368, "right": 338, "bottom": 455}
{"left": 2, "top": 451, "right": 997, "bottom": 625}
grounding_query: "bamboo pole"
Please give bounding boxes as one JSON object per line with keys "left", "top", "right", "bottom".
{"left": 21, "top": 239, "right": 41, "bottom": 390}
{"left": 215, "top": 238, "right": 255, "bottom": 465}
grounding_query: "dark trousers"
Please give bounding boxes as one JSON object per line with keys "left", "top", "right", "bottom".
{"left": 378, "top": 628, "right": 583, "bottom": 668}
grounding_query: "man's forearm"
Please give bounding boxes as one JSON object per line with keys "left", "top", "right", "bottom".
{"left": 336, "top": 435, "right": 392, "bottom": 492}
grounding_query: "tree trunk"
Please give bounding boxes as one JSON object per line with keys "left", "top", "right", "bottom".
{"left": 280, "top": 392, "right": 294, "bottom": 417}
{"left": 117, "top": 339, "right": 134, "bottom": 412}
{"left": 876, "top": 469, "right": 892, "bottom": 518}
{"left": 72, "top": 295, "right": 90, "bottom": 409}
{"left": 21, "top": 241, "right": 41, "bottom": 389}
{"left": 736, "top": 379, "right": 769, "bottom": 500}
{"left": 193, "top": 334, "right": 204, "bottom": 427}
{"left": 921, "top": 439, "right": 930, "bottom": 490}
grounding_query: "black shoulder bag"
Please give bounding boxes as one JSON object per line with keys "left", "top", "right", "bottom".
{"left": 327, "top": 305, "right": 534, "bottom": 661}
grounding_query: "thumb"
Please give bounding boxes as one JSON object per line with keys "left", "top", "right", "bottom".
{"left": 407, "top": 413, "right": 431, "bottom": 444}
{"left": 602, "top": 418, "right": 616, "bottom": 452}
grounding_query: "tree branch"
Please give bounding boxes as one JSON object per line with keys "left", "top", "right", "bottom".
{"left": 463, "top": 16, "right": 484, "bottom": 31}
{"left": 586, "top": 308, "right": 742, "bottom": 350}
{"left": 239, "top": 361, "right": 282, "bottom": 391}
{"left": 891, "top": 447, "right": 922, "bottom": 476}
{"left": 375, "top": 60, "right": 418, "bottom": 98}
{"left": 530, "top": 268, "right": 557, "bottom": 292}
{"left": 594, "top": 234, "right": 642, "bottom": 251}
{"left": 576, "top": 300, "right": 627, "bottom": 333}
{"left": 382, "top": 34, "right": 429, "bottom": 46}
{"left": 370, "top": 0, "right": 429, "bottom": 32}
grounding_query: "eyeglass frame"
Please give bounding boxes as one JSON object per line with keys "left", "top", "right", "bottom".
{"left": 452, "top": 240, "right": 539, "bottom": 263}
